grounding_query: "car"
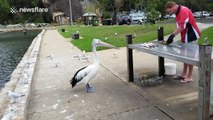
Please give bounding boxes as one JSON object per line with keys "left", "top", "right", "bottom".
{"left": 193, "top": 11, "right": 210, "bottom": 18}
{"left": 129, "top": 12, "right": 146, "bottom": 24}
{"left": 164, "top": 14, "right": 176, "bottom": 19}
{"left": 116, "top": 14, "right": 131, "bottom": 25}
{"left": 210, "top": 12, "right": 213, "bottom": 16}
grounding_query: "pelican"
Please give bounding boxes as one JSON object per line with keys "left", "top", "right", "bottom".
{"left": 70, "top": 39, "right": 117, "bottom": 93}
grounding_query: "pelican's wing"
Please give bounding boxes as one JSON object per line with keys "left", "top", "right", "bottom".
{"left": 70, "top": 64, "right": 99, "bottom": 88}
{"left": 76, "top": 64, "right": 98, "bottom": 82}
{"left": 74, "top": 66, "right": 88, "bottom": 81}
{"left": 70, "top": 66, "right": 87, "bottom": 88}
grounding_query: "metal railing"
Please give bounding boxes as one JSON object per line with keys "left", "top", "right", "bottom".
{"left": 0, "top": 23, "right": 49, "bottom": 32}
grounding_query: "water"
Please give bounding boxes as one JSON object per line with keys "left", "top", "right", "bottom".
{"left": 0, "top": 30, "right": 41, "bottom": 87}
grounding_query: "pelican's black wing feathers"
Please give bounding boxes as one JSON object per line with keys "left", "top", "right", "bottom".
{"left": 70, "top": 66, "right": 87, "bottom": 88}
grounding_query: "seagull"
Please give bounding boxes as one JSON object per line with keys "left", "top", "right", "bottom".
{"left": 70, "top": 39, "right": 117, "bottom": 93}
{"left": 1, "top": 108, "right": 13, "bottom": 120}
{"left": 133, "top": 33, "right": 137, "bottom": 38}
{"left": 81, "top": 50, "right": 90, "bottom": 60}
{"left": 46, "top": 54, "right": 54, "bottom": 60}
{"left": 7, "top": 91, "right": 25, "bottom": 102}
{"left": 21, "top": 72, "right": 29, "bottom": 84}
{"left": 54, "top": 61, "right": 59, "bottom": 68}
{"left": 114, "top": 32, "right": 117, "bottom": 36}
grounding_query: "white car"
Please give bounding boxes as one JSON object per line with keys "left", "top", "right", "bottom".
{"left": 164, "top": 14, "right": 176, "bottom": 19}
{"left": 193, "top": 11, "right": 210, "bottom": 18}
{"left": 129, "top": 12, "right": 147, "bottom": 24}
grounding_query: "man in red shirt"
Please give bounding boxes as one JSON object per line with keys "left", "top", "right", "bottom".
{"left": 165, "top": 1, "right": 201, "bottom": 83}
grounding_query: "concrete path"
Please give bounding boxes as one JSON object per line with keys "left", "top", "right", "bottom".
{"left": 27, "top": 23, "right": 213, "bottom": 120}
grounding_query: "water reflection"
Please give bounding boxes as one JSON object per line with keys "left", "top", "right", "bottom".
{"left": 0, "top": 30, "right": 41, "bottom": 87}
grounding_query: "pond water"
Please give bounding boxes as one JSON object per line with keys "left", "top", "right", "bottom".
{"left": 0, "top": 30, "right": 41, "bottom": 87}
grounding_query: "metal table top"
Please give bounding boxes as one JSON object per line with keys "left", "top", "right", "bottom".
{"left": 128, "top": 41, "right": 213, "bottom": 67}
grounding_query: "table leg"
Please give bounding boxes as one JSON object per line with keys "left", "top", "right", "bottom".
{"left": 126, "top": 35, "right": 134, "bottom": 82}
{"left": 158, "top": 57, "right": 165, "bottom": 77}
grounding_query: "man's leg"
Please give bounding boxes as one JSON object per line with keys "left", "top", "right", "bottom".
{"left": 186, "top": 64, "right": 193, "bottom": 81}
{"left": 174, "top": 63, "right": 187, "bottom": 79}
{"left": 181, "top": 63, "right": 188, "bottom": 77}
{"left": 180, "top": 64, "right": 194, "bottom": 83}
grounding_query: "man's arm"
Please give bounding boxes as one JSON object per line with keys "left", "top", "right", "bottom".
{"left": 172, "top": 27, "right": 184, "bottom": 36}
{"left": 166, "top": 27, "right": 184, "bottom": 44}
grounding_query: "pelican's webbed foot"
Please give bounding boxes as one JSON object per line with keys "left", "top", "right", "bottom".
{"left": 86, "top": 83, "right": 95, "bottom": 93}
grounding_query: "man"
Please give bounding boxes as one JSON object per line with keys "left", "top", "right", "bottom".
{"left": 165, "top": 1, "right": 201, "bottom": 83}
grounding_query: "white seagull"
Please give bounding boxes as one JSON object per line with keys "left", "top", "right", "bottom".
{"left": 7, "top": 91, "right": 25, "bottom": 102}
{"left": 1, "top": 108, "right": 13, "bottom": 120}
{"left": 70, "top": 39, "right": 117, "bottom": 93}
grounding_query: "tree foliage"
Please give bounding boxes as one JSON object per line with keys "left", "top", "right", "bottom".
{"left": 97, "top": 0, "right": 213, "bottom": 18}
{"left": 0, "top": 0, "right": 43, "bottom": 24}
{"left": 0, "top": 0, "right": 10, "bottom": 24}
{"left": 1, "top": 0, "right": 213, "bottom": 24}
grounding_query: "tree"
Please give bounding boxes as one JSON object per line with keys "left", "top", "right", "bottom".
{"left": 0, "top": 0, "right": 10, "bottom": 24}
{"left": 98, "top": 0, "right": 116, "bottom": 18}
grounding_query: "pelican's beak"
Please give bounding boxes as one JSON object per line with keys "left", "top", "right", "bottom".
{"left": 97, "top": 41, "right": 118, "bottom": 49}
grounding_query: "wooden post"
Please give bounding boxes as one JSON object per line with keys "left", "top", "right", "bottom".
{"left": 126, "top": 35, "right": 134, "bottom": 82}
{"left": 198, "top": 44, "right": 212, "bottom": 120}
{"left": 158, "top": 27, "right": 165, "bottom": 77}
{"left": 211, "top": 69, "right": 213, "bottom": 115}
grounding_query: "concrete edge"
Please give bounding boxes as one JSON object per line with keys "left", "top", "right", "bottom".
{"left": 0, "top": 29, "right": 46, "bottom": 120}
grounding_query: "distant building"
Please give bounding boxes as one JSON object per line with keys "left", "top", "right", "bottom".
{"left": 41, "top": 0, "right": 83, "bottom": 23}
{"left": 52, "top": 10, "right": 70, "bottom": 24}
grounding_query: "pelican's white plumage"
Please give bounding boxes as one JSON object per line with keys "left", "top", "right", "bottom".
{"left": 70, "top": 39, "right": 116, "bottom": 93}
{"left": 75, "top": 63, "right": 99, "bottom": 85}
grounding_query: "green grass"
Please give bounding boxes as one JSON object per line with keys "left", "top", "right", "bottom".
{"left": 58, "top": 24, "right": 175, "bottom": 52}
{"left": 198, "top": 26, "right": 213, "bottom": 45}
{"left": 58, "top": 24, "right": 213, "bottom": 52}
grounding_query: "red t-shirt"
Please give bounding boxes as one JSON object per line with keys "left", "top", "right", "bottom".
{"left": 175, "top": 6, "right": 201, "bottom": 43}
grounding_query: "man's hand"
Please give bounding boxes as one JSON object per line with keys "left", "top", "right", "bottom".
{"left": 166, "top": 34, "right": 175, "bottom": 44}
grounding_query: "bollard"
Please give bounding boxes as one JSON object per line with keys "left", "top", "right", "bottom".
{"left": 157, "top": 27, "right": 164, "bottom": 41}
{"left": 61, "top": 28, "right": 65, "bottom": 32}
{"left": 72, "top": 33, "right": 79, "bottom": 39}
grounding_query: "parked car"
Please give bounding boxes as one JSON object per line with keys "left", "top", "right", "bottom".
{"left": 129, "top": 12, "right": 146, "bottom": 24}
{"left": 116, "top": 14, "right": 131, "bottom": 25}
{"left": 210, "top": 12, "right": 213, "bottom": 16}
{"left": 193, "top": 11, "right": 210, "bottom": 18}
{"left": 164, "top": 14, "right": 176, "bottom": 19}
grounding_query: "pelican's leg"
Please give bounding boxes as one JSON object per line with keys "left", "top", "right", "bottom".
{"left": 86, "top": 83, "right": 95, "bottom": 93}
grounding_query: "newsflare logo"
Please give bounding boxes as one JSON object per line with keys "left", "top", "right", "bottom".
{"left": 10, "top": 6, "right": 48, "bottom": 14}
{"left": 10, "top": 6, "right": 19, "bottom": 13}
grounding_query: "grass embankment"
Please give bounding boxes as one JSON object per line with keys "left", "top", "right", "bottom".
{"left": 58, "top": 24, "right": 175, "bottom": 52}
{"left": 198, "top": 26, "right": 213, "bottom": 45}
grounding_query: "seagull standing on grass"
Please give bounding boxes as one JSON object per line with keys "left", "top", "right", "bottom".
{"left": 70, "top": 39, "right": 117, "bottom": 93}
